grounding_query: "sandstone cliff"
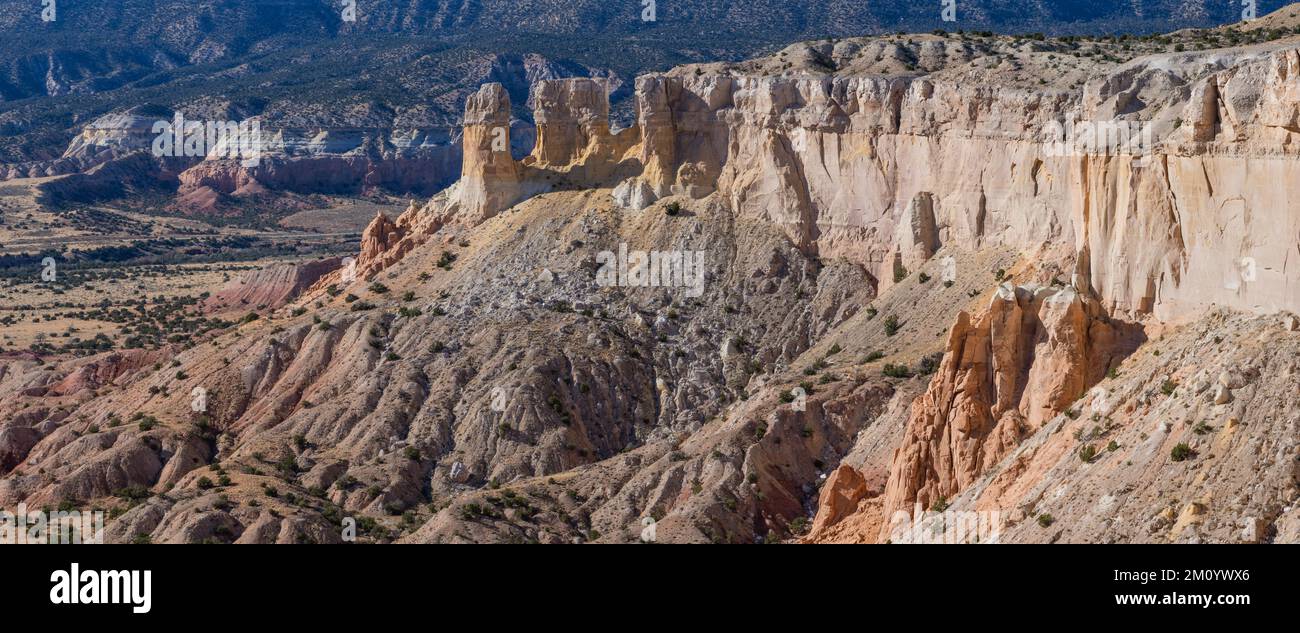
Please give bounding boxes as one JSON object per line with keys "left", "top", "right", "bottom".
{"left": 874, "top": 283, "right": 1138, "bottom": 539}
{"left": 4, "top": 21, "right": 1300, "bottom": 545}
{"left": 352, "top": 34, "right": 1300, "bottom": 323}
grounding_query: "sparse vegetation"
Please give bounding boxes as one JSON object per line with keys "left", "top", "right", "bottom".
{"left": 882, "top": 363, "right": 912, "bottom": 379}
{"left": 883, "top": 314, "right": 900, "bottom": 336}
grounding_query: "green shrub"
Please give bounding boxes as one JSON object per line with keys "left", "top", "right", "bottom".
{"left": 893, "top": 262, "right": 908, "bottom": 283}
{"left": 115, "top": 485, "right": 150, "bottom": 501}
{"left": 882, "top": 363, "right": 912, "bottom": 378}
{"left": 917, "top": 352, "right": 942, "bottom": 375}
{"left": 788, "top": 517, "right": 809, "bottom": 535}
{"left": 883, "top": 315, "right": 900, "bottom": 336}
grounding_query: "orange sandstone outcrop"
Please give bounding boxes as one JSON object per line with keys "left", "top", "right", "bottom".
{"left": 876, "top": 284, "right": 1131, "bottom": 538}
{"left": 804, "top": 283, "right": 1139, "bottom": 542}
{"left": 808, "top": 464, "right": 870, "bottom": 535}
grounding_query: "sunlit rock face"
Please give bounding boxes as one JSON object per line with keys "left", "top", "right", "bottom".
{"left": 586, "top": 46, "right": 1300, "bottom": 320}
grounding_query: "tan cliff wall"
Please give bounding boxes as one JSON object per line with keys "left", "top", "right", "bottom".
{"left": 346, "top": 78, "right": 636, "bottom": 282}
{"left": 354, "top": 46, "right": 1300, "bottom": 320}
{"left": 605, "top": 47, "right": 1300, "bottom": 321}
{"left": 335, "top": 45, "right": 1300, "bottom": 544}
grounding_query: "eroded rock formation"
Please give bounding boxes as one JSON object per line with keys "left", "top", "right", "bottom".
{"left": 875, "top": 284, "right": 1134, "bottom": 537}
{"left": 6, "top": 21, "right": 1300, "bottom": 545}
{"left": 203, "top": 258, "right": 343, "bottom": 314}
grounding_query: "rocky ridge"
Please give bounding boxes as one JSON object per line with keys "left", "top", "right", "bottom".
{"left": 2, "top": 16, "right": 1299, "bottom": 543}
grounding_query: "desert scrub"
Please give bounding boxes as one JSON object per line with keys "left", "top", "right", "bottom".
{"left": 882, "top": 363, "right": 912, "bottom": 378}
{"left": 883, "top": 315, "right": 900, "bottom": 336}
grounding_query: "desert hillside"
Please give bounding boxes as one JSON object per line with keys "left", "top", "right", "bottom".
{"left": 1, "top": 6, "right": 1298, "bottom": 544}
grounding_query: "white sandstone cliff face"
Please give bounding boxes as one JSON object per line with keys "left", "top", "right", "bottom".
{"left": 361, "top": 43, "right": 1300, "bottom": 322}
{"left": 593, "top": 45, "right": 1300, "bottom": 321}
{"left": 374, "top": 40, "right": 1298, "bottom": 322}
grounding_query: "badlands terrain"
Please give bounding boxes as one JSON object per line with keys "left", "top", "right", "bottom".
{"left": 2, "top": 8, "right": 1300, "bottom": 544}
